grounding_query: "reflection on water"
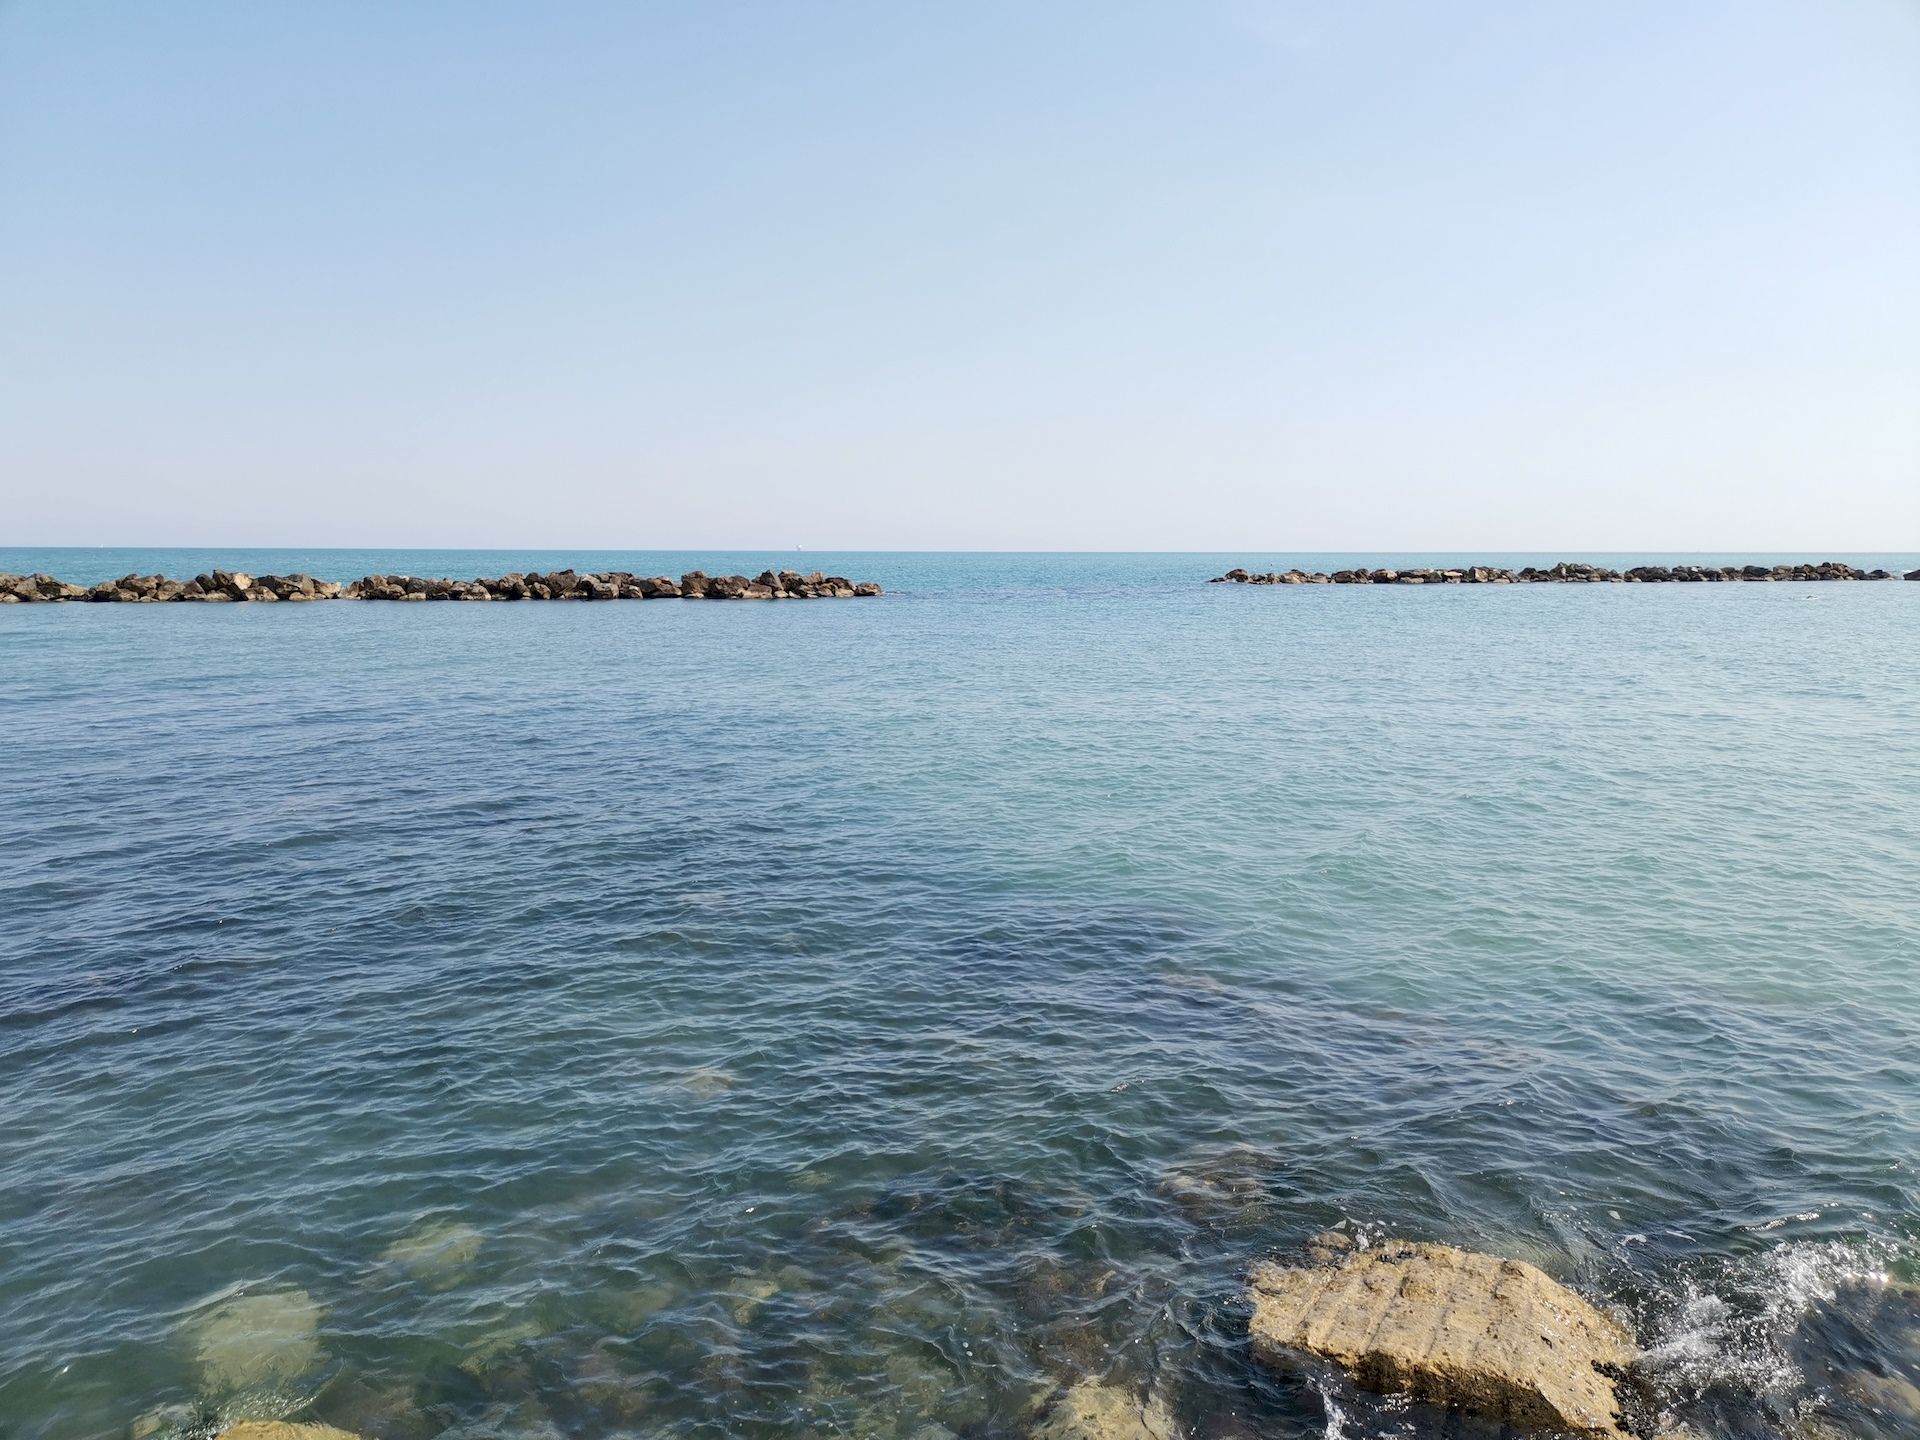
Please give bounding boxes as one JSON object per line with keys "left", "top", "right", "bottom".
{"left": 1, "top": 553, "right": 1916, "bottom": 1440}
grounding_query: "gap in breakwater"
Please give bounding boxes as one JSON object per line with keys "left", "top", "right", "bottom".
{"left": 0, "top": 568, "right": 885, "bottom": 604}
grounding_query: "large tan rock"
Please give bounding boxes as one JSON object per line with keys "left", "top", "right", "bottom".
{"left": 1246, "top": 1239, "right": 1636, "bottom": 1439}
{"left": 218, "top": 1425, "right": 362, "bottom": 1440}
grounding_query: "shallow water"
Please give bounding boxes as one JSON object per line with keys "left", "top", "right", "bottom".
{"left": 2, "top": 551, "right": 1917, "bottom": 1440}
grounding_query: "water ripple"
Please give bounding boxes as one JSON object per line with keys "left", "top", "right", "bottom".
{"left": 1, "top": 557, "right": 1917, "bottom": 1439}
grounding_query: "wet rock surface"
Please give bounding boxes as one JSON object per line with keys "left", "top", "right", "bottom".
{"left": 1212, "top": 561, "right": 1909, "bottom": 585}
{"left": 1246, "top": 1238, "right": 1639, "bottom": 1438}
{"left": 0, "top": 568, "right": 882, "bottom": 603}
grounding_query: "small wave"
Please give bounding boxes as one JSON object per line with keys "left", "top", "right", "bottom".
{"left": 1746, "top": 1209, "right": 1822, "bottom": 1232}
{"left": 1313, "top": 1376, "right": 1351, "bottom": 1440}
{"left": 1639, "top": 1238, "right": 1898, "bottom": 1400}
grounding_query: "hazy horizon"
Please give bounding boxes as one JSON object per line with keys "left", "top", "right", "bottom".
{"left": 3, "top": 1, "right": 1916, "bottom": 549}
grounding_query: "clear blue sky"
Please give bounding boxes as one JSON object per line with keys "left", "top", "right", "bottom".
{"left": 2, "top": 1, "right": 1915, "bottom": 549}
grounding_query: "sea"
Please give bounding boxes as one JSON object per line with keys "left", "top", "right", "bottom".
{"left": 2, "top": 549, "right": 1917, "bottom": 1440}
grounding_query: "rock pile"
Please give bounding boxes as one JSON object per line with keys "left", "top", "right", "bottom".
{"left": 0, "top": 568, "right": 882, "bottom": 603}
{"left": 1246, "top": 1237, "right": 1644, "bottom": 1439}
{"left": 1212, "top": 561, "right": 1907, "bottom": 585}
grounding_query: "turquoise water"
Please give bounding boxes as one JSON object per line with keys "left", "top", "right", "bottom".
{"left": 2, "top": 550, "right": 1917, "bottom": 1440}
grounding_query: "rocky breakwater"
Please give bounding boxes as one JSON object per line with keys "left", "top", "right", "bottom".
{"left": 0, "top": 571, "right": 346, "bottom": 603}
{"left": 346, "top": 567, "right": 880, "bottom": 601}
{"left": 1246, "top": 1235, "right": 1694, "bottom": 1439}
{"left": 1213, "top": 561, "right": 1911, "bottom": 585}
{"left": 0, "top": 568, "right": 883, "bottom": 603}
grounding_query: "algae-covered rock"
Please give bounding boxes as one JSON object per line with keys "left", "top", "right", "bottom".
{"left": 460, "top": 1319, "right": 546, "bottom": 1379}
{"left": 1246, "top": 1240, "right": 1635, "bottom": 1439}
{"left": 591, "top": 1281, "right": 679, "bottom": 1332}
{"left": 189, "top": 1289, "right": 324, "bottom": 1393}
{"left": 1029, "top": 1380, "right": 1176, "bottom": 1440}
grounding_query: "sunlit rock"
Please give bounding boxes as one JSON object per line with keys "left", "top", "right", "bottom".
{"left": 1247, "top": 1240, "right": 1636, "bottom": 1438}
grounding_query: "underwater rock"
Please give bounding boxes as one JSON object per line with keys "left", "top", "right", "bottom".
{"left": 570, "top": 1344, "right": 655, "bottom": 1425}
{"left": 881, "top": 1351, "right": 964, "bottom": 1418}
{"left": 1839, "top": 1370, "right": 1920, "bottom": 1423}
{"left": 1156, "top": 1146, "right": 1279, "bottom": 1223}
{"left": 1789, "top": 1422, "right": 1848, "bottom": 1440}
{"left": 460, "top": 1318, "right": 547, "bottom": 1379}
{"left": 591, "top": 1281, "right": 679, "bottom": 1333}
{"left": 379, "top": 1219, "right": 484, "bottom": 1288}
{"left": 188, "top": 1289, "right": 324, "bottom": 1393}
{"left": 130, "top": 1405, "right": 195, "bottom": 1440}
{"left": 1302, "top": 1228, "right": 1355, "bottom": 1265}
{"left": 858, "top": 1170, "right": 1072, "bottom": 1254}
{"left": 217, "top": 1425, "right": 362, "bottom": 1440}
{"left": 725, "top": 1274, "right": 780, "bottom": 1325}
{"left": 680, "top": 1066, "right": 736, "bottom": 1100}
{"left": 1029, "top": 1379, "right": 1176, "bottom": 1440}
{"left": 1246, "top": 1240, "right": 1636, "bottom": 1439}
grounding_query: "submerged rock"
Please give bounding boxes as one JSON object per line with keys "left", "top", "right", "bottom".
{"left": 217, "top": 1426, "right": 362, "bottom": 1440}
{"left": 1156, "top": 1145, "right": 1279, "bottom": 1224}
{"left": 188, "top": 1288, "right": 324, "bottom": 1393}
{"left": 379, "top": 1219, "right": 484, "bottom": 1288}
{"left": 680, "top": 1066, "right": 736, "bottom": 1100}
{"left": 1246, "top": 1240, "right": 1636, "bottom": 1438}
{"left": 460, "top": 1318, "right": 547, "bottom": 1380}
{"left": 1029, "top": 1379, "right": 1176, "bottom": 1440}
{"left": 725, "top": 1273, "right": 780, "bottom": 1325}
{"left": 1839, "top": 1370, "right": 1920, "bottom": 1423}
{"left": 130, "top": 1405, "right": 195, "bottom": 1440}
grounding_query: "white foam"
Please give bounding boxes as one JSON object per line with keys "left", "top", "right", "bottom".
{"left": 1640, "top": 1239, "right": 1899, "bottom": 1400}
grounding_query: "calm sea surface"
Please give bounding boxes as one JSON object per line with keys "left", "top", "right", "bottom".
{"left": 2, "top": 551, "right": 1917, "bottom": 1440}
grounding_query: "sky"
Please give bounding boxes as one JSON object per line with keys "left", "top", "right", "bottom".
{"left": 1, "top": 0, "right": 1916, "bottom": 550}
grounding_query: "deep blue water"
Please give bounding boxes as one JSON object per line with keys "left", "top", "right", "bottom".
{"left": 2, "top": 551, "right": 1917, "bottom": 1440}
